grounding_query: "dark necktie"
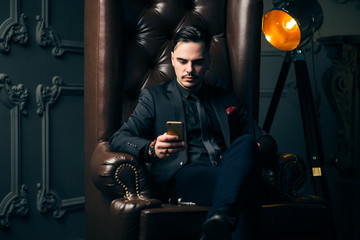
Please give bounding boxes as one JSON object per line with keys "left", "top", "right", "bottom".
{"left": 191, "top": 94, "right": 219, "bottom": 166}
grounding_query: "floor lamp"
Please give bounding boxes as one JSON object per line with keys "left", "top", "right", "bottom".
{"left": 262, "top": 0, "right": 327, "bottom": 198}
{"left": 262, "top": 3, "right": 339, "bottom": 238}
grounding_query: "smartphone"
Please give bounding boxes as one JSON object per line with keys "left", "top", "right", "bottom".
{"left": 166, "top": 121, "right": 184, "bottom": 141}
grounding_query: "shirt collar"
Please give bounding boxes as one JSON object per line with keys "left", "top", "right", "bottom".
{"left": 175, "top": 79, "right": 206, "bottom": 100}
{"left": 175, "top": 79, "right": 192, "bottom": 100}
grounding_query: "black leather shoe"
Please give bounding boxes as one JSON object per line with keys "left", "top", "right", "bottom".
{"left": 200, "top": 212, "right": 234, "bottom": 240}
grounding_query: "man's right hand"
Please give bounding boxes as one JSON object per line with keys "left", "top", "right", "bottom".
{"left": 153, "top": 133, "right": 185, "bottom": 159}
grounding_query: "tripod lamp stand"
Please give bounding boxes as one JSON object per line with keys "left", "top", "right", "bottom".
{"left": 262, "top": 0, "right": 327, "bottom": 198}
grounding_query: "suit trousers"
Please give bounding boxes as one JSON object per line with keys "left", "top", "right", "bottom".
{"left": 171, "top": 134, "right": 262, "bottom": 239}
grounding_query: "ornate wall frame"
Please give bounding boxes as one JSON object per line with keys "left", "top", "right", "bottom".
{"left": 0, "top": 0, "right": 29, "bottom": 52}
{"left": 35, "top": 0, "right": 84, "bottom": 57}
{"left": 260, "top": 51, "right": 290, "bottom": 98}
{"left": 36, "top": 76, "right": 84, "bottom": 218}
{"left": 0, "top": 74, "right": 28, "bottom": 228}
{"left": 318, "top": 35, "right": 360, "bottom": 171}
{"left": 332, "top": 0, "right": 356, "bottom": 3}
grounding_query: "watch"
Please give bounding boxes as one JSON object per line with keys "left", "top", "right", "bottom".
{"left": 149, "top": 140, "right": 157, "bottom": 158}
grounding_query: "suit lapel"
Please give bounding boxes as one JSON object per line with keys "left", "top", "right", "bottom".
{"left": 167, "top": 80, "right": 185, "bottom": 122}
{"left": 167, "top": 80, "right": 187, "bottom": 161}
{"left": 207, "top": 88, "right": 231, "bottom": 148}
{"left": 166, "top": 81, "right": 231, "bottom": 148}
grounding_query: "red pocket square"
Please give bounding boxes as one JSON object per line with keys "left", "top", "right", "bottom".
{"left": 226, "top": 106, "right": 237, "bottom": 115}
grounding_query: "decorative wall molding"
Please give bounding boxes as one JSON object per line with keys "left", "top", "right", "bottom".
{"left": 318, "top": 35, "right": 360, "bottom": 170}
{"left": 36, "top": 76, "right": 84, "bottom": 218}
{"left": 0, "top": 73, "right": 29, "bottom": 228}
{"left": 261, "top": 50, "right": 284, "bottom": 58}
{"left": 261, "top": 51, "right": 321, "bottom": 111}
{"left": 260, "top": 88, "right": 288, "bottom": 98}
{"left": 332, "top": 0, "right": 356, "bottom": 3}
{"left": 260, "top": 51, "right": 290, "bottom": 99}
{"left": 35, "top": 0, "right": 84, "bottom": 57}
{"left": 0, "top": 0, "right": 29, "bottom": 53}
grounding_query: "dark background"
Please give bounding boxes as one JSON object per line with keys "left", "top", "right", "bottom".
{"left": 0, "top": 0, "right": 359, "bottom": 239}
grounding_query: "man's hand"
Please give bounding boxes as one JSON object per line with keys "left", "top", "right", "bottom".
{"left": 154, "top": 133, "right": 185, "bottom": 159}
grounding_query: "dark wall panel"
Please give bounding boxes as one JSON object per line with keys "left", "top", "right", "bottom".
{"left": 0, "top": 0, "right": 84, "bottom": 239}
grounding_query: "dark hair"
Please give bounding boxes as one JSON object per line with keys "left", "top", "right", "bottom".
{"left": 171, "top": 26, "right": 211, "bottom": 52}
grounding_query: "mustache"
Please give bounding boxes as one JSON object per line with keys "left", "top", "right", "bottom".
{"left": 181, "top": 73, "right": 198, "bottom": 79}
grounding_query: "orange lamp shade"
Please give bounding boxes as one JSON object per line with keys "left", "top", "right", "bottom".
{"left": 263, "top": 10, "right": 301, "bottom": 51}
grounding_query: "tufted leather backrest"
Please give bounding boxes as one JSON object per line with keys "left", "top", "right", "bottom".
{"left": 85, "top": 0, "right": 263, "bottom": 148}
{"left": 121, "top": 0, "right": 232, "bottom": 115}
{"left": 84, "top": 1, "right": 264, "bottom": 239}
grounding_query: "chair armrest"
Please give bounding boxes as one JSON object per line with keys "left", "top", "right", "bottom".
{"left": 277, "top": 153, "right": 326, "bottom": 204}
{"left": 262, "top": 153, "right": 307, "bottom": 202}
{"left": 90, "top": 141, "right": 162, "bottom": 240}
{"left": 90, "top": 141, "right": 154, "bottom": 200}
{"left": 277, "top": 153, "right": 306, "bottom": 199}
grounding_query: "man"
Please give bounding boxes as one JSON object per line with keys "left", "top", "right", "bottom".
{"left": 109, "top": 26, "right": 277, "bottom": 240}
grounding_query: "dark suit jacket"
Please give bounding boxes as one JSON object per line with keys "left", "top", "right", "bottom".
{"left": 109, "top": 80, "right": 274, "bottom": 184}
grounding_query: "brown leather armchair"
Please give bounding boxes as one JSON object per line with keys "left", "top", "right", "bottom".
{"left": 84, "top": 0, "right": 329, "bottom": 239}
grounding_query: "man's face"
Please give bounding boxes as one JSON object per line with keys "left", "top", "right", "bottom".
{"left": 171, "top": 41, "right": 210, "bottom": 92}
